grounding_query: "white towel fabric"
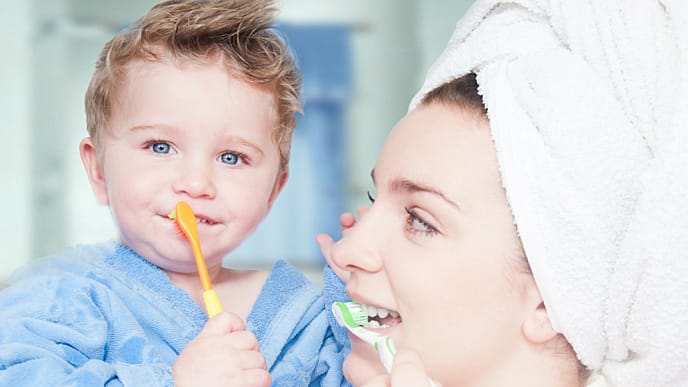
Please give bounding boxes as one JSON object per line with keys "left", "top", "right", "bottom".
{"left": 410, "top": 1, "right": 688, "bottom": 386}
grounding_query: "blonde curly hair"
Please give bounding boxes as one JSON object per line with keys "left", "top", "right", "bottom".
{"left": 85, "top": 0, "right": 301, "bottom": 171}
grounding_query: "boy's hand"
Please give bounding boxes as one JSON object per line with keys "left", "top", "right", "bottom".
{"left": 173, "top": 311, "right": 270, "bottom": 387}
{"left": 316, "top": 205, "right": 371, "bottom": 282}
{"left": 361, "top": 349, "right": 439, "bottom": 387}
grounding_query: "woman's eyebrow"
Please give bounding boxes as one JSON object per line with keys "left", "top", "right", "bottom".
{"left": 370, "top": 168, "right": 461, "bottom": 211}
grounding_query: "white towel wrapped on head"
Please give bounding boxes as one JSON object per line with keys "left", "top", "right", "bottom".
{"left": 410, "top": 1, "right": 688, "bottom": 386}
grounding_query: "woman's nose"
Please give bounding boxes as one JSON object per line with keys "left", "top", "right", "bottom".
{"left": 172, "top": 161, "right": 216, "bottom": 199}
{"left": 331, "top": 211, "right": 383, "bottom": 274}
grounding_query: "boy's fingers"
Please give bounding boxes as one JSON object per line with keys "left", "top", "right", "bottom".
{"left": 198, "top": 311, "right": 245, "bottom": 337}
{"left": 225, "top": 330, "right": 261, "bottom": 351}
{"left": 390, "top": 349, "right": 436, "bottom": 387}
{"left": 340, "top": 212, "right": 357, "bottom": 228}
{"left": 238, "top": 349, "right": 268, "bottom": 370}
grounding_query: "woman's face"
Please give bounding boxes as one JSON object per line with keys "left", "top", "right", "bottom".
{"left": 331, "top": 103, "right": 535, "bottom": 386}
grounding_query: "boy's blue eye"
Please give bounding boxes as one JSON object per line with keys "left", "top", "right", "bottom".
{"left": 220, "top": 152, "right": 240, "bottom": 165}
{"left": 150, "top": 142, "right": 171, "bottom": 154}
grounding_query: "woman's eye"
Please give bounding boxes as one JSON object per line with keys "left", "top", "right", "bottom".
{"left": 149, "top": 142, "right": 171, "bottom": 154}
{"left": 405, "top": 207, "right": 438, "bottom": 236}
{"left": 366, "top": 190, "right": 376, "bottom": 203}
{"left": 219, "top": 152, "right": 242, "bottom": 165}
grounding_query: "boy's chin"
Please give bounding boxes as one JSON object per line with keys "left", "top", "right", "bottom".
{"left": 344, "top": 339, "right": 388, "bottom": 386}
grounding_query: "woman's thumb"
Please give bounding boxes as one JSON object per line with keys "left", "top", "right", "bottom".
{"left": 390, "top": 349, "right": 439, "bottom": 387}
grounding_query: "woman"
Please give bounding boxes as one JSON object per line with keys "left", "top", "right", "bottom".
{"left": 325, "top": 73, "right": 585, "bottom": 386}
{"left": 320, "top": 0, "right": 688, "bottom": 386}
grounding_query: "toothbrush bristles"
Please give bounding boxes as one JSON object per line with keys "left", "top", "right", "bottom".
{"left": 333, "top": 301, "right": 369, "bottom": 327}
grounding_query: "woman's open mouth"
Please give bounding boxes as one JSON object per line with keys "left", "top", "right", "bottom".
{"left": 357, "top": 302, "right": 402, "bottom": 329}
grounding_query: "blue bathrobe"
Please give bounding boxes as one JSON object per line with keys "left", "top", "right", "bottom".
{"left": 0, "top": 242, "right": 349, "bottom": 386}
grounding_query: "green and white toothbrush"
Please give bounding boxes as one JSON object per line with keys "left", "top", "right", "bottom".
{"left": 332, "top": 301, "right": 440, "bottom": 386}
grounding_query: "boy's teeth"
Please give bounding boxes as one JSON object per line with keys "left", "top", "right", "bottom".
{"left": 367, "top": 305, "right": 378, "bottom": 317}
{"left": 378, "top": 308, "right": 389, "bottom": 318}
{"left": 390, "top": 310, "right": 399, "bottom": 318}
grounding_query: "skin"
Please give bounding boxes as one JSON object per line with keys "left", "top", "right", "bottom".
{"left": 325, "top": 102, "right": 580, "bottom": 386}
{"left": 80, "top": 56, "right": 286, "bottom": 386}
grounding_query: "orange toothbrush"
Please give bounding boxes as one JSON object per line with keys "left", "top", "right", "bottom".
{"left": 169, "top": 201, "right": 223, "bottom": 317}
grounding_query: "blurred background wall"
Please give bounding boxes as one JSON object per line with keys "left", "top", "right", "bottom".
{"left": 0, "top": 0, "right": 474, "bottom": 280}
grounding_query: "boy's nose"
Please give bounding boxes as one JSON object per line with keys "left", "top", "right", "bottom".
{"left": 331, "top": 211, "right": 383, "bottom": 274}
{"left": 172, "top": 162, "right": 216, "bottom": 199}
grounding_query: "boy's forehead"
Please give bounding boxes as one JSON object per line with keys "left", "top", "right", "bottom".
{"left": 110, "top": 58, "right": 279, "bottom": 127}
{"left": 119, "top": 55, "right": 268, "bottom": 101}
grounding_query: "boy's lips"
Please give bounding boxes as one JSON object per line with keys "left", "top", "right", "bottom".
{"left": 191, "top": 213, "right": 218, "bottom": 225}
{"left": 165, "top": 207, "right": 219, "bottom": 226}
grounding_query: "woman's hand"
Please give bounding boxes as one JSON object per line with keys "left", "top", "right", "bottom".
{"left": 361, "top": 349, "right": 439, "bottom": 387}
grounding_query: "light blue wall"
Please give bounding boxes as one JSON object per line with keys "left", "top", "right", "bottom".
{"left": 0, "top": 0, "right": 33, "bottom": 278}
{"left": 279, "top": 0, "right": 474, "bottom": 211}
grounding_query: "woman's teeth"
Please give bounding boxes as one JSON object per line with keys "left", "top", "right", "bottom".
{"left": 362, "top": 304, "right": 401, "bottom": 328}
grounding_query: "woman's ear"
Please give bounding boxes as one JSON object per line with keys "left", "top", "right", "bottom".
{"left": 522, "top": 300, "right": 558, "bottom": 344}
{"left": 80, "top": 137, "right": 109, "bottom": 205}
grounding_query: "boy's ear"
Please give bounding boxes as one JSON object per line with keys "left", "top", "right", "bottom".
{"left": 522, "top": 298, "right": 558, "bottom": 344}
{"left": 79, "top": 137, "right": 109, "bottom": 205}
{"left": 267, "top": 170, "right": 288, "bottom": 207}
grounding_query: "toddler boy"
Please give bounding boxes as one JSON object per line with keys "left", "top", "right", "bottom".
{"left": 0, "top": 1, "right": 346, "bottom": 385}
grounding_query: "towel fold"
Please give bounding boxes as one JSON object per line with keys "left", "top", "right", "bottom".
{"left": 410, "top": 1, "right": 688, "bottom": 386}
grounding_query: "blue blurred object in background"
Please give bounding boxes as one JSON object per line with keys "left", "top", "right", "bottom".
{"left": 229, "top": 24, "right": 351, "bottom": 266}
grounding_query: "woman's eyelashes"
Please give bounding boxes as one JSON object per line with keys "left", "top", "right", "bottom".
{"left": 366, "top": 190, "right": 438, "bottom": 236}
{"left": 404, "top": 207, "right": 438, "bottom": 236}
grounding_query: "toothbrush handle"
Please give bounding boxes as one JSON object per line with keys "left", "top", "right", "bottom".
{"left": 375, "top": 336, "right": 396, "bottom": 373}
{"left": 376, "top": 337, "right": 441, "bottom": 387}
{"left": 203, "top": 289, "right": 224, "bottom": 318}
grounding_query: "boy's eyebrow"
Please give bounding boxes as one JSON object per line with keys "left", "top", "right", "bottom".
{"left": 370, "top": 168, "right": 461, "bottom": 211}
{"left": 130, "top": 124, "right": 179, "bottom": 133}
{"left": 220, "top": 135, "right": 265, "bottom": 157}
